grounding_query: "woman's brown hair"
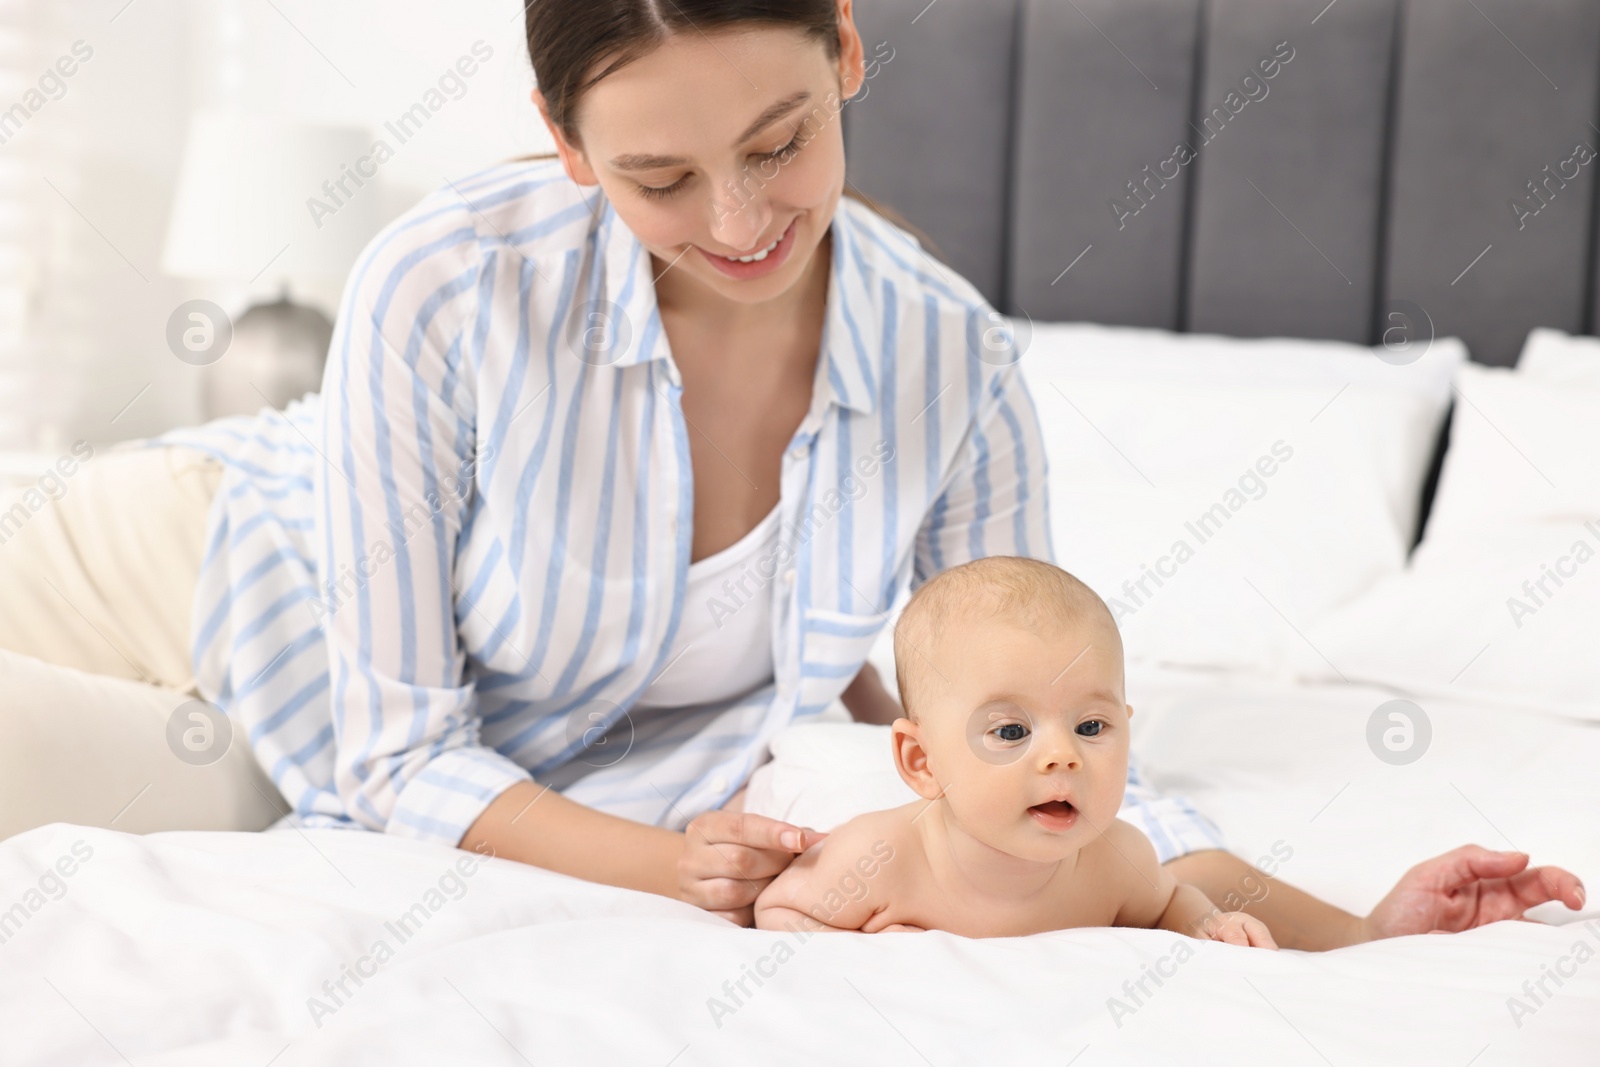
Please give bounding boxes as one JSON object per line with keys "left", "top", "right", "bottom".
{"left": 515, "top": 0, "right": 944, "bottom": 262}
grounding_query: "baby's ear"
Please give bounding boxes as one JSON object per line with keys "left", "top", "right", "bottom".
{"left": 1124, "top": 702, "right": 1135, "bottom": 721}
{"left": 889, "top": 717, "right": 942, "bottom": 799}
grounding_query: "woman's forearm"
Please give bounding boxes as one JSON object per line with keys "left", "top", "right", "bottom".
{"left": 1163, "top": 849, "right": 1364, "bottom": 951}
{"left": 459, "top": 780, "right": 683, "bottom": 899}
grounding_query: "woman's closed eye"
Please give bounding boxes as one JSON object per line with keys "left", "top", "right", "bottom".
{"left": 637, "top": 174, "right": 691, "bottom": 201}
{"left": 761, "top": 130, "right": 805, "bottom": 163}
{"left": 635, "top": 132, "right": 807, "bottom": 201}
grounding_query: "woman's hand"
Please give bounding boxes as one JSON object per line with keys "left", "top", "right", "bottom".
{"left": 678, "top": 811, "right": 828, "bottom": 926}
{"left": 1360, "top": 845, "right": 1586, "bottom": 941}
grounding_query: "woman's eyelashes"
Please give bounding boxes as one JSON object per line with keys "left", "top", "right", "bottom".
{"left": 636, "top": 174, "right": 691, "bottom": 201}
{"left": 764, "top": 130, "right": 806, "bottom": 163}
{"left": 633, "top": 132, "right": 807, "bottom": 201}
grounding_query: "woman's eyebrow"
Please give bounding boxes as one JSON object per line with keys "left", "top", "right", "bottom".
{"left": 732, "top": 89, "right": 810, "bottom": 144}
{"left": 607, "top": 90, "right": 811, "bottom": 172}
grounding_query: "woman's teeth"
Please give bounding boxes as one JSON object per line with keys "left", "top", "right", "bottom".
{"left": 723, "top": 233, "right": 782, "bottom": 263}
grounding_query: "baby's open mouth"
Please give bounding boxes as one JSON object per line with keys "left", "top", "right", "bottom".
{"left": 1027, "top": 799, "right": 1078, "bottom": 831}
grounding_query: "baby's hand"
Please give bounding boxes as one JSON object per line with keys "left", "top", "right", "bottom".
{"left": 1197, "top": 910, "right": 1278, "bottom": 950}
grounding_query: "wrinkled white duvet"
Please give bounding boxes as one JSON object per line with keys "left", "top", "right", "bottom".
{"left": 2, "top": 669, "right": 1597, "bottom": 1065}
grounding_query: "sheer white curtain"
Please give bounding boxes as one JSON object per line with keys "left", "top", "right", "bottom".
{"left": 0, "top": 0, "right": 91, "bottom": 453}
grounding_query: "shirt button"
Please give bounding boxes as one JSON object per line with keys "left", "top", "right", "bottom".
{"left": 710, "top": 775, "right": 728, "bottom": 793}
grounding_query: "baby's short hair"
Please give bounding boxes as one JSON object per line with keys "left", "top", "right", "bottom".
{"left": 892, "top": 556, "right": 1117, "bottom": 717}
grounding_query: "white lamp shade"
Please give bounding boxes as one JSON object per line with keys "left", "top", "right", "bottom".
{"left": 162, "top": 111, "right": 382, "bottom": 281}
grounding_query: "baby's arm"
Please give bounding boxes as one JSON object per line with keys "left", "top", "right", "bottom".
{"left": 1104, "top": 819, "right": 1277, "bottom": 949}
{"left": 754, "top": 823, "right": 898, "bottom": 933}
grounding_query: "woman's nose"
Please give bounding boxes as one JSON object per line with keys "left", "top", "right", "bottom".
{"left": 707, "top": 174, "right": 772, "bottom": 252}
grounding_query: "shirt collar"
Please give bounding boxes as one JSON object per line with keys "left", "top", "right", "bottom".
{"left": 595, "top": 188, "right": 882, "bottom": 416}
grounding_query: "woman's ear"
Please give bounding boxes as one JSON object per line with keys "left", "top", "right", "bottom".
{"left": 531, "top": 89, "right": 599, "bottom": 186}
{"left": 890, "top": 717, "right": 943, "bottom": 800}
{"left": 833, "top": 0, "right": 868, "bottom": 102}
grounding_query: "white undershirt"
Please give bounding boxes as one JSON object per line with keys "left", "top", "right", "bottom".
{"left": 632, "top": 503, "right": 782, "bottom": 709}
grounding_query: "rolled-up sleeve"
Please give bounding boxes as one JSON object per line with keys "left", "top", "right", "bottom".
{"left": 315, "top": 219, "right": 530, "bottom": 846}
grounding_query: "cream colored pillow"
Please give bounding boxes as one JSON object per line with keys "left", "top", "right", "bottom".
{"left": 0, "top": 648, "right": 285, "bottom": 841}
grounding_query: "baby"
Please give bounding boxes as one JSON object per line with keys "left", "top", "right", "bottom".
{"left": 753, "top": 555, "right": 1275, "bottom": 948}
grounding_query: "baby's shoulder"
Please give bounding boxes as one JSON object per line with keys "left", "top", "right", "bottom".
{"left": 812, "top": 804, "right": 922, "bottom": 881}
{"left": 1080, "top": 817, "right": 1163, "bottom": 885}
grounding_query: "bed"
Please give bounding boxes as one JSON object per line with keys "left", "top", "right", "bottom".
{"left": 6, "top": 0, "right": 1600, "bottom": 1063}
{"left": 2, "top": 670, "right": 1596, "bottom": 1064}
{"left": 5, "top": 325, "right": 1597, "bottom": 1061}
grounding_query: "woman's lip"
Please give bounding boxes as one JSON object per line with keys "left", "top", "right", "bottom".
{"left": 696, "top": 218, "right": 798, "bottom": 279}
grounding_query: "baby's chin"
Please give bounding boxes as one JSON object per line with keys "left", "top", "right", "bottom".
{"left": 951, "top": 805, "right": 1106, "bottom": 861}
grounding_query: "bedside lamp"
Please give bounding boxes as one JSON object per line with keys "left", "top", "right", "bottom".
{"left": 163, "top": 111, "right": 380, "bottom": 418}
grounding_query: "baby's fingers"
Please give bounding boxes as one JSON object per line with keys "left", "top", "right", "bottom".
{"left": 1214, "top": 922, "right": 1250, "bottom": 947}
{"left": 1244, "top": 918, "right": 1279, "bottom": 950}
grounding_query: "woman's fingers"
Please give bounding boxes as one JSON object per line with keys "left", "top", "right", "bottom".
{"left": 678, "top": 811, "right": 831, "bottom": 923}
{"left": 690, "top": 875, "right": 766, "bottom": 911}
{"left": 681, "top": 839, "right": 793, "bottom": 883}
{"left": 684, "top": 812, "right": 825, "bottom": 876}
{"left": 697, "top": 810, "right": 827, "bottom": 853}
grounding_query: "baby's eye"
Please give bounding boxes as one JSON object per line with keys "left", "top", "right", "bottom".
{"left": 1076, "top": 720, "right": 1105, "bottom": 737}
{"left": 992, "top": 722, "right": 1029, "bottom": 743}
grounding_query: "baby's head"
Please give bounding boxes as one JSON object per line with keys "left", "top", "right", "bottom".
{"left": 889, "top": 556, "right": 1131, "bottom": 861}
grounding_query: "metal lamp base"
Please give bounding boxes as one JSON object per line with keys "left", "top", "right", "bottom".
{"left": 201, "top": 295, "right": 333, "bottom": 419}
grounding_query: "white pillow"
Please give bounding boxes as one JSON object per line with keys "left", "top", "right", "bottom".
{"left": 1300, "top": 362, "right": 1600, "bottom": 719}
{"left": 1422, "top": 363, "right": 1600, "bottom": 536}
{"left": 1517, "top": 327, "right": 1600, "bottom": 388}
{"left": 744, "top": 722, "right": 916, "bottom": 833}
{"left": 1018, "top": 323, "right": 1466, "bottom": 673}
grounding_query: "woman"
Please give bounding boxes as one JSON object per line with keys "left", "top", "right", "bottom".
{"left": 1, "top": 0, "right": 1577, "bottom": 943}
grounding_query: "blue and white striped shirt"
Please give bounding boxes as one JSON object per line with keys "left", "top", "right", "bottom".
{"left": 146, "top": 158, "right": 1220, "bottom": 860}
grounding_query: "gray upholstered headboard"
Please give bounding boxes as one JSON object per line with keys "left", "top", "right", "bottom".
{"left": 842, "top": 0, "right": 1600, "bottom": 366}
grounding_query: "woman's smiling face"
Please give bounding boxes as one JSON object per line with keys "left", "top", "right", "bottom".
{"left": 535, "top": 16, "right": 866, "bottom": 308}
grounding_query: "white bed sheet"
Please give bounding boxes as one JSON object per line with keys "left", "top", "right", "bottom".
{"left": 2, "top": 668, "right": 1597, "bottom": 1065}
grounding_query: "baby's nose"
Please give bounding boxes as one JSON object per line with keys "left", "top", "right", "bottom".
{"left": 1038, "top": 734, "right": 1082, "bottom": 770}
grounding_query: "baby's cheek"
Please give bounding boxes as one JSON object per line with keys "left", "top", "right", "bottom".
{"left": 1095, "top": 761, "right": 1130, "bottom": 818}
